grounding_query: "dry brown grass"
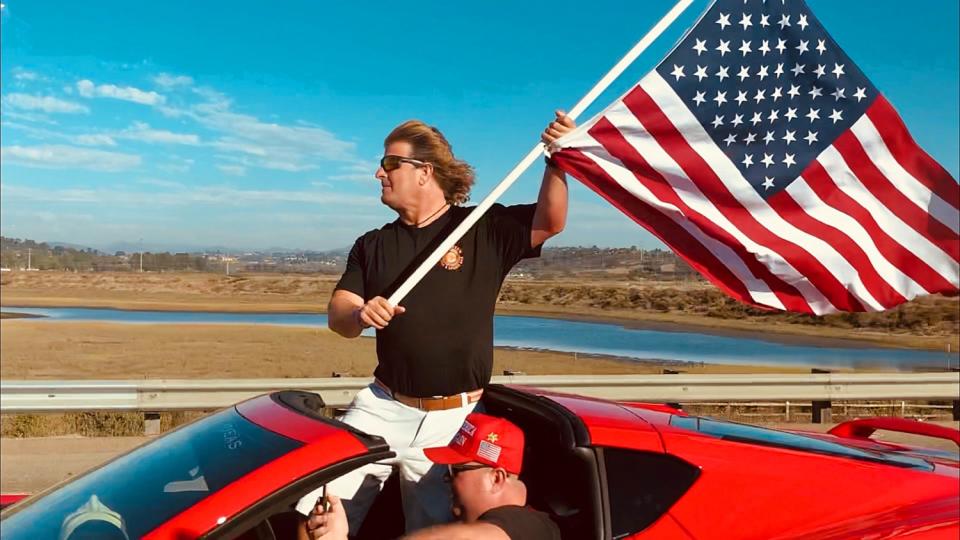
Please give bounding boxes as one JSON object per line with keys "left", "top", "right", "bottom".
{"left": 2, "top": 271, "right": 956, "bottom": 350}
{"left": 0, "top": 411, "right": 204, "bottom": 438}
{"left": 0, "top": 321, "right": 798, "bottom": 380}
{"left": 0, "top": 271, "right": 335, "bottom": 312}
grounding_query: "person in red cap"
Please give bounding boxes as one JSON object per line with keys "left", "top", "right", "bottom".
{"left": 306, "top": 413, "right": 560, "bottom": 540}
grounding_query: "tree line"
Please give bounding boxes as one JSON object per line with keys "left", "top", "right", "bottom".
{"left": 1, "top": 237, "right": 212, "bottom": 272}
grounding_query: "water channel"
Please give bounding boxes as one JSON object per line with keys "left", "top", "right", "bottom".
{"left": 3, "top": 306, "right": 957, "bottom": 371}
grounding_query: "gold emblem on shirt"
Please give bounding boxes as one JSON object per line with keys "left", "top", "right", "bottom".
{"left": 439, "top": 244, "right": 464, "bottom": 271}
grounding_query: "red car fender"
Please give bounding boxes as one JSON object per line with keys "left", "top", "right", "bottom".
{"left": 0, "top": 494, "right": 29, "bottom": 510}
{"left": 659, "top": 428, "right": 959, "bottom": 540}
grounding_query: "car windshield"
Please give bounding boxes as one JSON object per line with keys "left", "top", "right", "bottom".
{"left": 670, "top": 415, "right": 934, "bottom": 471}
{"left": 1, "top": 407, "right": 301, "bottom": 539}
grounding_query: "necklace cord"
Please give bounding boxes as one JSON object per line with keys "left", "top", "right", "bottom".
{"left": 415, "top": 203, "right": 450, "bottom": 227}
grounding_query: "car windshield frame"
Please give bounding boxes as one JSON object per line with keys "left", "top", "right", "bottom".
{"left": 1, "top": 407, "right": 302, "bottom": 540}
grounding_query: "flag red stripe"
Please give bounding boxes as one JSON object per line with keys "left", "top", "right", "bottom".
{"left": 766, "top": 188, "right": 907, "bottom": 309}
{"left": 584, "top": 116, "right": 812, "bottom": 313}
{"left": 803, "top": 159, "right": 955, "bottom": 294}
{"left": 866, "top": 96, "right": 960, "bottom": 210}
{"left": 833, "top": 131, "right": 960, "bottom": 262}
{"left": 624, "top": 86, "right": 865, "bottom": 312}
{"left": 550, "top": 147, "right": 768, "bottom": 310}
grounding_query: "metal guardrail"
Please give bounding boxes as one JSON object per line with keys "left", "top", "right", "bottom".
{"left": 2, "top": 373, "right": 958, "bottom": 413}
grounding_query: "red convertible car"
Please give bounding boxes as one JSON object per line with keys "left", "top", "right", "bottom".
{"left": 2, "top": 385, "right": 958, "bottom": 539}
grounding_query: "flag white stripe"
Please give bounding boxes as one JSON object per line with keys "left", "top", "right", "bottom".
{"left": 850, "top": 117, "right": 960, "bottom": 235}
{"left": 579, "top": 137, "right": 787, "bottom": 310}
{"left": 787, "top": 176, "right": 930, "bottom": 299}
{"left": 816, "top": 145, "right": 960, "bottom": 287}
{"left": 642, "top": 72, "right": 887, "bottom": 313}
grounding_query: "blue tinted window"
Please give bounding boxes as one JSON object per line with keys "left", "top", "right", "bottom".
{"left": 2, "top": 408, "right": 301, "bottom": 539}
{"left": 669, "top": 416, "right": 932, "bottom": 470}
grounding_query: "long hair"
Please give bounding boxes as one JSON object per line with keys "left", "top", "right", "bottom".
{"left": 385, "top": 120, "right": 474, "bottom": 205}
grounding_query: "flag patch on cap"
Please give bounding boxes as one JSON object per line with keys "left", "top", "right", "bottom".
{"left": 452, "top": 433, "right": 466, "bottom": 447}
{"left": 477, "top": 440, "right": 502, "bottom": 463}
{"left": 460, "top": 420, "right": 476, "bottom": 436}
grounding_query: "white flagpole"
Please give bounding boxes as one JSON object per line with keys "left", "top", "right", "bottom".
{"left": 388, "top": 0, "right": 694, "bottom": 306}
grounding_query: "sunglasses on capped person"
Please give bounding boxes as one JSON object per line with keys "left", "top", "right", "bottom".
{"left": 380, "top": 155, "right": 429, "bottom": 172}
{"left": 443, "top": 463, "right": 490, "bottom": 482}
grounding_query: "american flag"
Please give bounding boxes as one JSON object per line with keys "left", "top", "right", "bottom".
{"left": 552, "top": 0, "right": 959, "bottom": 314}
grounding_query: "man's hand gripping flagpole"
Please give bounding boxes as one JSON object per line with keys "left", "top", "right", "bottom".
{"left": 386, "top": 0, "right": 694, "bottom": 308}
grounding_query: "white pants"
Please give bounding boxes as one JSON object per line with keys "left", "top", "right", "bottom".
{"left": 296, "top": 383, "right": 477, "bottom": 532}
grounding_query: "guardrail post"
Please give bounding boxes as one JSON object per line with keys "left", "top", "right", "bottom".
{"left": 811, "top": 401, "right": 832, "bottom": 424}
{"left": 144, "top": 412, "right": 161, "bottom": 436}
{"left": 811, "top": 369, "right": 832, "bottom": 424}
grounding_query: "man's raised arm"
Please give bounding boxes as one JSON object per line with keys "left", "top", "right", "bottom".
{"left": 531, "top": 110, "right": 575, "bottom": 248}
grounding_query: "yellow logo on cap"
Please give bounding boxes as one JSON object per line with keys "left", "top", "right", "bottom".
{"left": 486, "top": 432, "right": 499, "bottom": 443}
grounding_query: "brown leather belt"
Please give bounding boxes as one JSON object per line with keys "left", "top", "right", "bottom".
{"left": 375, "top": 379, "right": 482, "bottom": 412}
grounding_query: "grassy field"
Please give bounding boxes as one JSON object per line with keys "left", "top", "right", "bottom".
{"left": 0, "top": 318, "right": 805, "bottom": 438}
{"left": 2, "top": 271, "right": 957, "bottom": 350}
{"left": 2, "top": 271, "right": 956, "bottom": 440}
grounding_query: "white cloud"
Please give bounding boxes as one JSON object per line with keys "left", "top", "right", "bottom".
{"left": 172, "top": 90, "right": 358, "bottom": 172}
{"left": 158, "top": 157, "right": 195, "bottom": 173}
{"left": 1, "top": 182, "right": 379, "bottom": 207}
{"left": 119, "top": 122, "right": 200, "bottom": 145}
{"left": 1, "top": 145, "right": 141, "bottom": 171}
{"left": 153, "top": 73, "right": 194, "bottom": 88}
{"left": 4, "top": 120, "right": 118, "bottom": 147}
{"left": 328, "top": 172, "right": 374, "bottom": 182}
{"left": 216, "top": 164, "right": 246, "bottom": 176}
{"left": 3, "top": 93, "right": 89, "bottom": 114}
{"left": 76, "top": 79, "right": 166, "bottom": 106}
{"left": 74, "top": 134, "right": 118, "bottom": 146}
{"left": 12, "top": 69, "right": 42, "bottom": 81}
{"left": 137, "top": 178, "right": 186, "bottom": 189}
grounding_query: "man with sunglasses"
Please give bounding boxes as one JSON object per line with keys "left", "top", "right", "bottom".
{"left": 297, "top": 114, "right": 574, "bottom": 537}
{"left": 306, "top": 413, "right": 560, "bottom": 540}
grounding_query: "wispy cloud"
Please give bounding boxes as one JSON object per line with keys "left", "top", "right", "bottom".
{"left": 0, "top": 112, "right": 59, "bottom": 127}
{"left": 137, "top": 178, "right": 186, "bottom": 189}
{"left": 0, "top": 145, "right": 141, "bottom": 171}
{"left": 157, "top": 157, "right": 195, "bottom": 173}
{"left": 119, "top": 122, "right": 200, "bottom": 145}
{"left": 325, "top": 161, "right": 377, "bottom": 182}
{"left": 12, "top": 68, "right": 44, "bottom": 82}
{"left": 153, "top": 73, "right": 194, "bottom": 88}
{"left": 74, "top": 134, "right": 118, "bottom": 146}
{"left": 1, "top": 183, "right": 380, "bottom": 207}
{"left": 76, "top": 79, "right": 166, "bottom": 106}
{"left": 216, "top": 164, "right": 246, "bottom": 176}
{"left": 176, "top": 91, "right": 359, "bottom": 172}
{"left": 3, "top": 93, "right": 89, "bottom": 114}
{"left": 328, "top": 172, "right": 374, "bottom": 182}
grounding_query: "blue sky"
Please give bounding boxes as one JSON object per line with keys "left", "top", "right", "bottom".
{"left": 1, "top": 0, "right": 957, "bottom": 252}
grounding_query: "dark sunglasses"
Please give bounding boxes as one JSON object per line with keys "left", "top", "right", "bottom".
{"left": 380, "top": 155, "right": 429, "bottom": 172}
{"left": 444, "top": 463, "right": 490, "bottom": 482}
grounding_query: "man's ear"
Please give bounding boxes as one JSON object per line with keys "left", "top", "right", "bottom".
{"left": 420, "top": 162, "right": 434, "bottom": 183}
{"left": 490, "top": 468, "right": 509, "bottom": 492}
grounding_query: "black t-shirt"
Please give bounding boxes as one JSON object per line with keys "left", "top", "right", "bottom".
{"left": 477, "top": 505, "right": 561, "bottom": 540}
{"left": 335, "top": 203, "right": 541, "bottom": 397}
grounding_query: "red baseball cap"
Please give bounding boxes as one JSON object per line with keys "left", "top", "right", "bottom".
{"left": 424, "top": 413, "right": 525, "bottom": 475}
